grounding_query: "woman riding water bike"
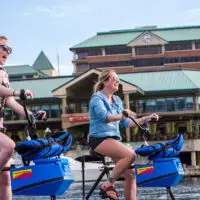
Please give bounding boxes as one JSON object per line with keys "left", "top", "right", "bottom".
{"left": 0, "top": 36, "right": 46, "bottom": 200}
{"left": 88, "top": 69, "right": 159, "bottom": 200}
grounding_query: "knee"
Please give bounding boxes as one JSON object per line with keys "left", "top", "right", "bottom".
{"left": 126, "top": 150, "right": 136, "bottom": 164}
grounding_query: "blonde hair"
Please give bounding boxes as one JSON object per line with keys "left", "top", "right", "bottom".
{"left": 93, "top": 69, "right": 116, "bottom": 93}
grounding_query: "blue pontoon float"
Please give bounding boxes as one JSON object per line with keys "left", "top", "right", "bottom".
{"left": 11, "top": 96, "right": 74, "bottom": 200}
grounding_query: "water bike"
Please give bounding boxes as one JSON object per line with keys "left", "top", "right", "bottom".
{"left": 10, "top": 93, "right": 74, "bottom": 200}
{"left": 80, "top": 111, "right": 184, "bottom": 200}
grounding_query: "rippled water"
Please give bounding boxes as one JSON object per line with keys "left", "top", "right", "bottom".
{"left": 13, "top": 177, "right": 200, "bottom": 200}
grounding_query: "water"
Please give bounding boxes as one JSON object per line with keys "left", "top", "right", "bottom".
{"left": 13, "top": 177, "right": 200, "bottom": 200}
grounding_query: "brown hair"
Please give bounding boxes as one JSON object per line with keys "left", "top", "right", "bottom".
{"left": 0, "top": 36, "right": 7, "bottom": 40}
{"left": 93, "top": 69, "right": 116, "bottom": 93}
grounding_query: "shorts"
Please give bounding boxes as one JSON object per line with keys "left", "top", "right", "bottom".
{"left": 89, "top": 136, "right": 119, "bottom": 150}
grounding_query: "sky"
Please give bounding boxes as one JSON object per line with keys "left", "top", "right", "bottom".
{"left": 1, "top": 0, "right": 200, "bottom": 75}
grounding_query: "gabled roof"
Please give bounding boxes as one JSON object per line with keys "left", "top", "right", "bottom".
{"left": 32, "top": 51, "right": 55, "bottom": 70}
{"left": 52, "top": 69, "right": 144, "bottom": 97}
{"left": 4, "top": 65, "right": 42, "bottom": 76}
{"left": 70, "top": 25, "right": 200, "bottom": 50}
{"left": 10, "top": 76, "right": 74, "bottom": 99}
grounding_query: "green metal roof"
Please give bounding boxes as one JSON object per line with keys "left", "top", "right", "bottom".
{"left": 70, "top": 32, "right": 142, "bottom": 49}
{"left": 70, "top": 25, "right": 200, "bottom": 49}
{"left": 4, "top": 65, "right": 40, "bottom": 76}
{"left": 32, "top": 51, "right": 55, "bottom": 70}
{"left": 118, "top": 70, "right": 200, "bottom": 92}
{"left": 10, "top": 76, "right": 73, "bottom": 99}
{"left": 152, "top": 28, "right": 200, "bottom": 42}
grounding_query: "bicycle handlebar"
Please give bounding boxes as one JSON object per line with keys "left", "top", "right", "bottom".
{"left": 122, "top": 110, "right": 150, "bottom": 136}
{"left": 20, "top": 89, "right": 36, "bottom": 140}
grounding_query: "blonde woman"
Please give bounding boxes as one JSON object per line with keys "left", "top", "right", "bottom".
{"left": 89, "top": 69, "right": 159, "bottom": 200}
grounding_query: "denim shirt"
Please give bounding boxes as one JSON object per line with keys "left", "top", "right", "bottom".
{"left": 89, "top": 91, "right": 131, "bottom": 140}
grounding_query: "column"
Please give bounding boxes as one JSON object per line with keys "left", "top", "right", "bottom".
{"left": 161, "top": 45, "right": 165, "bottom": 54}
{"left": 132, "top": 47, "right": 135, "bottom": 56}
{"left": 102, "top": 48, "right": 106, "bottom": 56}
{"left": 193, "top": 95, "right": 199, "bottom": 111}
{"left": 192, "top": 42, "right": 195, "bottom": 50}
{"left": 124, "top": 93, "right": 130, "bottom": 109}
{"left": 73, "top": 62, "right": 77, "bottom": 74}
{"left": 191, "top": 151, "right": 196, "bottom": 166}
{"left": 124, "top": 93, "right": 130, "bottom": 142}
{"left": 62, "top": 96, "right": 67, "bottom": 114}
{"left": 73, "top": 51, "right": 77, "bottom": 60}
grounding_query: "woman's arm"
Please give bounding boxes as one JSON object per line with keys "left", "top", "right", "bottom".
{"left": 0, "top": 85, "right": 16, "bottom": 97}
{"left": 128, "top": 113, "right": 159, "bottom": 127}
{"left": 5, "top": 96, "right": 32, "bottom": 117}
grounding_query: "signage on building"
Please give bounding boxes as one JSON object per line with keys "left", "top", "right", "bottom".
{"left": 68, "top": 116, "right": 90, "bottom": 122}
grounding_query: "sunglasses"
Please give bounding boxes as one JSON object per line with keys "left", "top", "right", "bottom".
{"left": 0, "top": 44, "right": 12, "bottom": 54}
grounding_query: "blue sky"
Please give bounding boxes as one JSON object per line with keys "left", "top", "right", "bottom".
{"left": 1, "top": 0, "right": 200, "bottom": 75}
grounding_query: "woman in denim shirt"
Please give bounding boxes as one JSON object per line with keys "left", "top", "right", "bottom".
{"left": 89, "top": 69, "right": 159, "bottom": 200}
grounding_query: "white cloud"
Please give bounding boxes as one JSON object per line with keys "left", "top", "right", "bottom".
{"left": 184, "top": 8, "right": 200, "bottom": 24}
{"left": 35, "top": 4, "right": 94, "bottom": 19}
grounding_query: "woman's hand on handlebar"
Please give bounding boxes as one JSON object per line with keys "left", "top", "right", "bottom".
{"left": 24, "top": 90, "right": 34, "bottom": 99}
{"left": 32, "top": 110, "right": 46, "bottom": 120}
{"left": 149, "top": 113, "right": 159, "bottom": 121}
{"left": 122, "top": 109, "right": 136, "bottom": 118}
{"left": 15, "top": 89, "right": 34, "bottom": 99}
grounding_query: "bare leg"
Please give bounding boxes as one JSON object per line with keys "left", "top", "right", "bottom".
{"left": 95, "top": 138, "right": 136, "bottom": 199}
{"left": 0, "top": 160, "right": 12, "bottom": 200}
{"left": 123, "top": 168, "right": 136, "bottom": 200}
{"left": 112, "top": 158, "right": 136, "bottom": 200}
{"left": 0, "top": 132, "right": 15, "bottom": 200}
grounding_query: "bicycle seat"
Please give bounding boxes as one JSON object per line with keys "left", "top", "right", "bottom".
{"left": 89, "top": 149, "right": 104, "bottom": 158}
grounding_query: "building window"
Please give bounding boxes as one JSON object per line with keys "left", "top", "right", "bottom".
{"left": 156, "top": 98, "right": 167, "bottom": 112}
{"left": 90, "top": 60, "right": 133, "bottom": 68}
{"left": 87, "top": 49, "right": 102, "bottom": 56}
{"left": 13, "top": 112, "right": 20, "bottom": 120}
{"left": 67, "top": 103, "right": 76, "bottom": 113}
{"left": 138, "top": 97, "right": 194, "bottom": 113}
{"left": 105, "top": 47, "right": 131, "bottom": 55}
{"left": 4, "top": 108, "right": 12, "bottom": 121}
{"left": 146, "top": 99, "right": 156, "bottom": 112}
{"left": 80, "top": 103, "right": 89, "bottom": 113}
{"left": 185, "top": 97, "right": 194, "bottom": 110}
{"left": 50, "top": 105, "right": 60, "bottom": 118}
{"left": 41, "top": 105, "right": 50, "bottom": 118}
{"left": 166, "top": 98, "right": 176, "bottom": 111}
{"left": 77, "top": 64, "right": 90, "bottom": 72}
{"left": 77, "top": 52, "right": 87, "bottom": 59}
{"left": 134, "top": 58, "right": 164, "bottom": 67}
{"left": 165, "top": 42, "right": 192, "bottom": 51}
{"left": 195, "top": 42, "right": 200, "bottom": 49}
{"left": 32, "top": 105, "right": 41, "bottom": 112}
{"left": 138, "top": 100, "right": 146, "bottom": 113}
{"left": 135, "top": 45, "right": 162, "bottom": 55}
{"left": 129, "top": 99, "right": 135, "bottom": 111}
{"left": 175, "top": 97, "right": 185, "bottom": 111}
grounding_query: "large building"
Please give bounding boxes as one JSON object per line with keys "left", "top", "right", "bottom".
{"left": 70, "top": 25, "right": 200, "bottom": 74}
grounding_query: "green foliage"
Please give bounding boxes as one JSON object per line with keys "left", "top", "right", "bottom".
{"left": 187, "top": 120, "right": 193, "bottom": 133}
{"left": 166, "top": 122, "right": 171, "bottom": 136}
